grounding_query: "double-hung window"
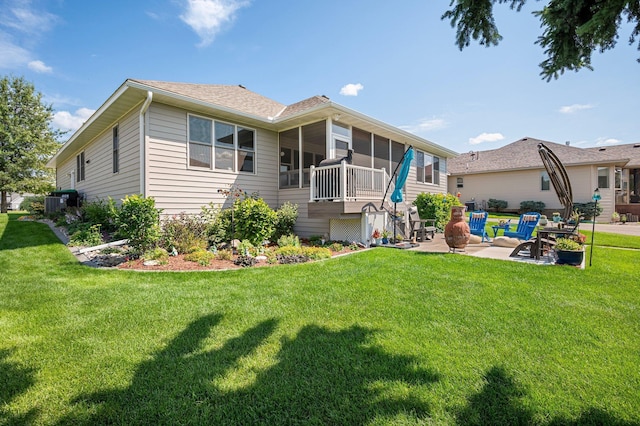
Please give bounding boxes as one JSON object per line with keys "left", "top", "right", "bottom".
{"left": 541, "top": 171, "right": 550, "bottom": 190}
{"left": 188, "top": 114, "right": 255, "bottom": 173}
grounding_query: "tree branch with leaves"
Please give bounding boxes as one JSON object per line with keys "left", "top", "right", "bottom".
{"left": 442, "top": 0, "right": 640, "bottom": 80}
{"left": 0, "top": 76, "right": 63, "bottom": 212}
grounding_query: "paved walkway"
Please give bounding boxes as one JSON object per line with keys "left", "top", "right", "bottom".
{"left": 405, "top": 222, "right": 639, "bottom": 267}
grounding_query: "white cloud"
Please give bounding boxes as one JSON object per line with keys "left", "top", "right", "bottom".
{"left": 400, "top": 117, "right": 447, "bottom": 134}
{"left": 28, "top": 60, "right": 52, "bottom": 73}
{"left": 0, "top": 37, "right": 30, "bottom": 68}
{"left": 180, "top": 0, "right": 250, "bottom": 47}
{"left": 53, "top": 108, "right": 96, "bottom": 133}
{"left": 469, "top": 132, "right": 504, "bottom": 145}
{"left": 339, "top": 83, "right": 364, "bottom": 97}
{"left": 559, "top": 103, "right": 594, "bottom": 114}
{"left": 595, "top": 137, "right": 621, "bottom": 146}
{"left": 1, "top": 3, "right": 58, "bottom": 34}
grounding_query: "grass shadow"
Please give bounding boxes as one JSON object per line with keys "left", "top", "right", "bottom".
{"left": 456, "top": 366, "right": 639, "bottom": 426}
{"left": 0, "top": 348, "right": 39, "bottom": 424}
{"left": 58, "top": 317, "right": 439, "bottom": 424}
{"left": 0, "top": 213, "right": 61, "bottom": 251}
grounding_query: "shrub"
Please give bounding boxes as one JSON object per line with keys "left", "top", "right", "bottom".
{"left": 69, "top": 224, "right": 104, "bottom": 247}
{"left": 234, "top": 255, "right": 257, "bottom": 267}
{"left": 20, "top": 195, "right": 45, "bottom": 215}
{"left": 308, "top": 235, "right": 324, "bottom": 246}
{"left": 488, "top": 198, "right": 508, "bottom": 212}
{"left": 237, "top": 239, "right": 255, "bottom": 256}
{"left": 142, "top": 247, "right": 169, "bottom": 265}
{"left": 115, "top": 195, "right": 162, "bottom": 254}
{"left": 184, "top": 249, "right": 215, "bottom": 266}
{"left": 161, "top": 212, "right": 208, "bottom": 254}
{"left": 329, "top": 242, "right": 344, "bottom": 252}
{"left": 302, "top": 246, "right": 332, "bottom": 260}
{"left": 413, "top": 192, "right": 462, "bottom": 230}
{"left": 82, "top": 198, "right": 117, "bottom": 232}
{"left": 215, "top": 249, "right": 233, "bottom": 261}
{"left": 519, "top": 200, "right": 545, "bottom": 213}
{"left": 274, "top": 245, "right": 304, "bottom": 257}
{"left": 573, "top": 201, "right": 603, "bottom": 220}
{"left": 273, "top": 202, "right": 298, "bottom": 240}
{"left": 277, "top": 254, "right": 309, "bottom": 264}
{"left": 233, "top": 197, "right": 277, "bottom": 246}
{"left": 277, "top": 234, "right": 300, "bottom": 247}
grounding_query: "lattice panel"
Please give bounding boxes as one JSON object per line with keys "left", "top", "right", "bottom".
{"left": 330, "top": 219, "right": 362, "bottom": 242}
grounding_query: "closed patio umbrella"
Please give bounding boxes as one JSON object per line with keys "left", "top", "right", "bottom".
{"left": 387, "top": 147, "right": 414, "bottom": 242}
{"left": 391, "top": 147, "right": 414, "bottom": 203}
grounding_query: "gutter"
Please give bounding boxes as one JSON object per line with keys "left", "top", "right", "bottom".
{"left": 139, "top": 91, "right": 153, "bottom": 196}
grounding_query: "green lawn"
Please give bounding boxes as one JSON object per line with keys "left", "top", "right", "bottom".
{"left": 1, "top": 213, "right": 639, "bottom": 425}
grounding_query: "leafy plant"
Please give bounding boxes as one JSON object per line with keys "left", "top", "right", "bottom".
{"left": 413, "top": 192, "right": 462, "bottom": 230}
{"left": 308, "top": 235, "right": 324, "bottom": 246}
{"left": 161, "top": 212, "right": 208, "bottom": 254}
{"left": 232, "top": 197, "right": 276, "bottom": 245}
{"left": 273, "top": 202, "right": 298, "bottom": 240}
{"left": 19, "top": 195, "right": 46, "bottom": 215}
{"left": 142, "top": 247, "right": 169, "bottom": 265}
{"left": 184, "top": 249, "right": 215, "bottom": 266}
{"left": 234, "top": 255, "right": 257, "bottom": 268}
{"left": 215, "top": 249, "right": 233, "bottom": 261}
{"left": 329, "top": 242, "right": 344, "bottom": 252}
{"left": 302, "top": 246, "right": 332, "bottom": 260}
{"left": 115, "top": 195, "right": 162, "bottom": 254}
{"left": 488, "top": 198, "right": 508, "bottom": 212}
{"left": 277, "top": 234, "right": 300, "bottom": 248}
{"left": 237, "top": 239, "right": 255, "bottom": 256}
{"left": 68, "top": 224, "right": 104, "bottom": 247}
{"left": 82, "top": 198, "right": 117, "bottom": 232}
{"left": 555, "top": 237, "right": 583, "bottom": 251}
{"left": 519, "top": 200, "right": 545, "bottom": 213}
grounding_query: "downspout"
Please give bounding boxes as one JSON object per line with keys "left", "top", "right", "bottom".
{"left": 139, "top": 91, "right": 153, "bottom": 196}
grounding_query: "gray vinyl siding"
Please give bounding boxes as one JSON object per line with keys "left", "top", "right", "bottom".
{"left": 146, "top": 102, "right": 279, "bottom": 215}
{"left": 54, "top": 108, "right": 141, "bottom": 203}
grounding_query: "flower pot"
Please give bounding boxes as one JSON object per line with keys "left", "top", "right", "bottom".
{"left": 381, "top": 237, "right": 389, "bottom": 244}
{"left": 555, "top": 249, "right": 584, "bottom": 266}
{"left": 444, "top": 206, "right": 470, "bottom": 250}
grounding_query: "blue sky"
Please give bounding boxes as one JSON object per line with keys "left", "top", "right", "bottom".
{"left": 1, "top": 0, "right": 638, "bottom": 154}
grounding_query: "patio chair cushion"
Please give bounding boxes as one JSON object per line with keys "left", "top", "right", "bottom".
{"left": 492, "top": 236, "right": 521, "bottom": 248}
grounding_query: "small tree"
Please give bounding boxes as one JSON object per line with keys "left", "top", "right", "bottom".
{"left": 116, "top": 195, "right": 162, "bottom": 255}
{"left": 1, "top": 76, "right": 61, "bottom": 213}
{"left": 413, "top": 192, "right": 462, "bottom": 230}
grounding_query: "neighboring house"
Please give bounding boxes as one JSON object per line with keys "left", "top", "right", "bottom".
{"left": 447, "top": 137, "right": 640, "bottom": 221}
{"left": 8, "top": 193, "right": 29, "bottom": 210}
{"left": 47, "top": 79, "right": 457, "bottom": 244}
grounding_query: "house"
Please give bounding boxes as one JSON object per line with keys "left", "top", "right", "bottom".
{"left": 446, "top": 137, "right": 640, "bottom": 221}
{"left": 46, "top": 79, "right": 457, "bottom": 244}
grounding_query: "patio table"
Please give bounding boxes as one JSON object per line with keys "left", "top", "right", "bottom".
{"left": 491, "top": 223, "right": 511, "bottom": 237}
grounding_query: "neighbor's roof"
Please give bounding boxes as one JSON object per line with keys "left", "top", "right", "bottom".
{"left": 447, "top": 137, "right": 631, "bottom": 175}
{"left": 585, "top": 143, "right": 640, "bottom": 168}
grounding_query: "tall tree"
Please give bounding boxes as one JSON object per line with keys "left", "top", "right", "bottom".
{"left": 0, "top": 76, "right": 61, "bottom": 213}
{"left": 442, "top": 0, "right": 640, "bottom": 80}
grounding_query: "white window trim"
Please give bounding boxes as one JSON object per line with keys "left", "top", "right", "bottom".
{"left": 187, "top": 113, "right": 257, "bottom": 175}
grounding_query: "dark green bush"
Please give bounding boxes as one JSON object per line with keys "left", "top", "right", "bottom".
{"left": 116, "top": 195, "right": 162, "bottom": 254}
{"left": 82, "top": 198, "right": 117, "bottom": 232}
{"left": 232, "top": 197, "right": 277, "bottom": 246}
{"left": 413, "top": 192, "right": 462, "bottom": 230}
{"left": 20, "top": 195, "right": 45, "bottom": 215}
{"left": 573, "top": 202, "right": 603, "bottom": 220}
{"left": 519, "top": 200, "right": 546, "bottom": 213}
{"left": 488, "top": 198, "right": 508, "bottom": 212}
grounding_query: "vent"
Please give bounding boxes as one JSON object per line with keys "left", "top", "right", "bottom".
{"left": 599, "top": 148, "right": 606, "bottom": 151}
{"left": 634, "top": 144, "right": 640, "bottom": 148}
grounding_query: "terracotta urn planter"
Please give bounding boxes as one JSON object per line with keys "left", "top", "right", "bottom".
{"left": 444, "top": 206, "right": 470, "bottom": 251}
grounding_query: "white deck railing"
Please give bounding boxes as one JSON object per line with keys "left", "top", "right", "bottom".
{"left": 309, "top": 163, "right": 391, "bottom": 202}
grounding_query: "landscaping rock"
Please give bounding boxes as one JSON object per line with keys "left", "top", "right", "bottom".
{"left": 492, "top": 237, "right": 521, "bottom": 248}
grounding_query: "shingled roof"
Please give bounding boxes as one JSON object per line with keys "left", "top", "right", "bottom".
{"left": 448, "top": 137, "right": 631, "bottom": 175}
{"left": 130, "top": 79, "right": 287, "bottom": 119}
{"left": 585, "top": 143, "right": 640, "bottom": 168}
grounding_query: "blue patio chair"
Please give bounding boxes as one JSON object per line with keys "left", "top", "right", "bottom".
{"left": 504, "top": 212, "right": 541, "bottom": 240}
{"left": 468, "top": 210, "right": 490, "bottom": 242}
